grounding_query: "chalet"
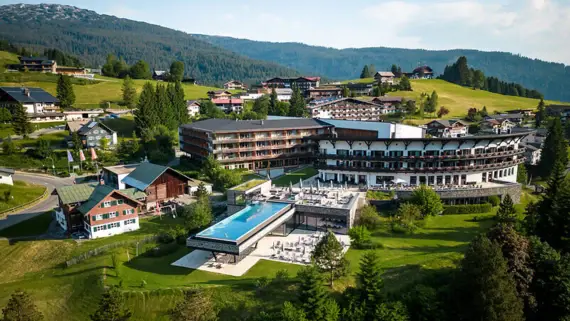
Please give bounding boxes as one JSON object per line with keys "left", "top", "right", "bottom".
{"left": 186, "top": 100, "right": 201, "bottom": 117}
{"left": 484, "top": 113, "right": 525, "bottom": 125}
{"left": 212, "top": 98, "right": 243, "bottom": 113}
{"left": 55, "top": 182, "right": 145, "bottom": 238}
{"left": 276, "top": 88, "right": 293, "bottom": 101}
{"left": 480, "top": 119, "right": 515, "bottom": 135}
{"left": 0, "top": 87, "right": 59, "bottom": 114}
{"left": 405, "top": 66, "right": 434, "bottom": 79}
{"left": 307, "top": 87, "right": 343, "bottom": 100}
{"left": 521, "top": 142, "right": 542, "bottom": 166}
{"left": 152, "top": 70, "right": 168, "bottom": 81}
{"left": 74, "top": 121, "right": 118, "bottom": 148}
{"left": 373, "top": 71, "right": 396, "bottom": 84}
{"left": 371, "top": 96, "right": 403, "bottom": 107}
{"left": 122, "top": 162, "right": 193, "bottom": 209}
{"left": 341, "top": 83, "right": 374, "bottom": 96}
{"left": 207, "top": 90, "right": 232, "bottom": 99}
{"left": 0, "top": 168, "right": 15, "bottom": 186}
{"left": 28, "top": 112, "right": 65, "bottom": 123}
{"left": 546, "top": 105, "right": 570, "bottom": 121}
{"left": 102, "top": 164, "right": 140, "bottom": 190}
{"left": 56, "top": 67, "right": 86, "bottom": 76}
{"left": 264, "top": 77, "right": 321, "bottom": 92}
{"left": 506, "top": 109, "right": 534, "bottom": 117}
{"left": 62, "top": 109, "right": 103, "bottom": 121}
{"left": 223, "top": 80, "right": 246, "bottom": 90}
{"left": 16, "top": 56, "right": 57, "bottom": 73}
{"left": 426, "top": 119, "right": 469, "bottom": 138}
{"left": 65, "top": 120, "right": 90, "bottom": 134}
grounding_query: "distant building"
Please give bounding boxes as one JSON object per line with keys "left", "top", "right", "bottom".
{"left": 521, "top": 142, "right": 542, "bottom": 166}
{"left": 373, "top": 71, "right": 396, "bottom": 84}
{"left": 0, "top": 168, "right": 15, "bottom": 186}
{"left": 506, "top": 109, "right": 534, "bottom": 117}
{"left": 480, "top": 119, "right": 515, "bottom": 134}
{"left": 310, "top": 98, "right": 395, "bottom": 120}
{"left": 55, "top": 182, "right": 144, "bottom": 237}
{"left": 371, "top": 96, "right": 403, "bottom": 107}
{"left": 0, "top": 87, "right": 59, "bottom": 114}
{"left": 307, "top": 87, "right": 343, "bottom": 100}
{"left": 56, "top": 67, "right": 86, "bottom": 76}
{"left": 264, "top": 77, "right": 321, "bottom": 92}
{"left": 212, "top": 98, "right": 243, "bottom": 113}
{"left": 186, "top": 100, "right": 201, "bottom": 117}
{"left": 16, "top": 56, "right": 57, "bottom": 73}
{"left": 341, "top": 83, "right": 374, "bottom": 96}
{"left": 152, "top": 70, "right": 168, "bottom": 81}
{"left": 426, "top": 119, "right": 469, "bottom": 138}
{"left": 223, "top": 80, "right": 246, "bottom": 90}
{"left": 405, "top": 66, "right": 434, "bottom": 79}
{"left": 546, "top": 104, "right": 570, "bottom": 122}
{"left": 484, "top": 113, "right": 525, "bottom": 125}
{"left": 207, "top": 90, "right": 232, "bottom": 99}
{"left": 275, "top": 88, "right": 293, "bottom": 101}
{"left": 63, "top": 109, "right": 103, "bottom": 121}
{"left": 73, "top": 120, "right": 118, "bottom": 148}
{"left": 28, "top": 112, "right": 65, "bottom": 123}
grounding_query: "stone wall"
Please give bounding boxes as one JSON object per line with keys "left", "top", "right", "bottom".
{"left": 227, "top": 204, "right": 245, "bottom": 216}
{"left": 395, "top": 183, "right": 522, "bottom": 203}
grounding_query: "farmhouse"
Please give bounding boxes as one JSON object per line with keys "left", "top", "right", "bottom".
{"left": 16, "top": 56, "right": 57, "bottom": 73}
{"left": 426, "top": 119, "right": 469, "bottom": 138}
{"left": 373, "top": 71, "right": 396, "bottom": 84}
{"left": 264, "top": 77, "right": 320, "bottom": 92}
{"left": 73, "top": 120, "right": 118, "bottom": 148}
{"left": 186, "top": 100, "right": 200, "bottom": 117}
{"left": 212, "top": 98, "right": 243, "bottom": 113}
{"left": 55, "top": 182, "right": 145, "bottom": 238}
{"left": 207, "top": 90, "right": 232, "bottom": 99}
{"left": 371, "top": 96, "right": 403, "bottom": 107}
{"left": 405, "top": 66, "right": 434, "bottom": 79}
{"left": 62, "top": 109, "right": 103, "bottom": 121}
{"left": 224, "top": 80, "right": 246, "bottom": 90}
{"left": 341, "top": 83, "right": 374, "bottom": 96}
{"left": 307, "top": 87, "right": 343, "bottom": 100}
{"left": 484, "top": 113, "right": 525, "bottom": 125}
{"left": 152, "top": 70, "right": 168, "bottom": 81}
{"left": 479, "top": 119, "right": 515, "bottom": 134}
{"left": 0, "top": 87, "right": 59, "bottom": 114}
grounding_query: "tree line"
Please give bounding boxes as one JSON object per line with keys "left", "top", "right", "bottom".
{"left": 439, "top": 56, "right": 543, "bottom": 99}
{"left": 0, "top": 40, "right": 82, "bottom": 67}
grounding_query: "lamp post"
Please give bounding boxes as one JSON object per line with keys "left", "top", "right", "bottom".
{"left": 46, "top": 156, "right": 55, "bottom": 176}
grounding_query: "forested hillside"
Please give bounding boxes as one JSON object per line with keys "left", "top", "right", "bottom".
{"left": 0, "top": 4, "right": 301, "bottom": 86}
{"left": 194, "top": 35, "right": 570, "bottom": 102}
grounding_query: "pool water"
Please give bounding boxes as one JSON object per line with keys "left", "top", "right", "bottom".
{"left": 196, "top": 202, "right": 290, "bottom": 242}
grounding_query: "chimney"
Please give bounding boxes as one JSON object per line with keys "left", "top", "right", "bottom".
{"left": 260, "top": 120, "right": 264, "bottom": 125}
{"left": 22, "top": 88, "right": 30, "bottom": 97}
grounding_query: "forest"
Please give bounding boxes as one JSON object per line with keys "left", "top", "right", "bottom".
{"left": 194, "top": 35, "right": 570, "bottom": 102}
{"left": 0, "top": 4, "right": 300, "bottom": 86}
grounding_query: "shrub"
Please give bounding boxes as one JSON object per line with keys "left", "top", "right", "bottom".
{"left": 357, "top": 205, "right": 382, "bottom": 230}
{"left": 348, "top": 226, "right": 373, "bottom": 249}
{"left": 443, "top": 203, "right": 493, "bottom": 215}
{"left": 488, "top": 195, "right": 501, "bottom": 207}
{"left": 410, "top": 185, "right": 444, "bottom": 217}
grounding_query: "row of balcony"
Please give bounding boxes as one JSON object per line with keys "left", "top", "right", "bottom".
{"left": 318, "top": 148, "right": 524, "bottom": 161}
{"left": 212, "top": 133, "right": 312, "bottom": 144}
{"left": 217, "top": 151, "right": 314, "bottom": 163}
{"left": 316, "top": 159, "right": 524, "bottom": 173}
{"left": 212, "top": 142, "right": 312, "bottom": 154}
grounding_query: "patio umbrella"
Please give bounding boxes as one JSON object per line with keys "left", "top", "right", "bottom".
{"left": 290, "top": 181, "right": 293, "bottom": 193}
{"left": 299, "top": 178, "right": 303, "bottom": 189}
{"left": 345, "top": 181, "right": 348, "bottom": 190}
{"left": 317, "top": 180, "right": 320, "bottom": 190}
{"left": 392, "top": 178, "right": 406, "bottom": 184}
{"left": 310, "top": 183, "right": 313, "bottom": 194}
{"left": 330, "top": 180, "right": 333, "bottom": 189}
{"left": 336, "top": 192, "right": 339, "bottom": 203}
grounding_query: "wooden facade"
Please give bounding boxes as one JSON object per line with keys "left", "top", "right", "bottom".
{"left": 144, "top": 169, "right": 188, "bottom": 203}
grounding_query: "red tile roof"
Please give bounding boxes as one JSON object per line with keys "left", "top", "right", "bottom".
{"left": 212, "top": 98, "right": 243, "bottom": 104}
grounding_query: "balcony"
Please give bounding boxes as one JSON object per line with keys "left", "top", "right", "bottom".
{"left": 212, "top": 133, "right": 309, "bottom": 144}
{"left": 318, "top": 148, "right": 525, "bottom": 161}
{"left": 315, "top": 159, "right": 524, "bottom": 173}
{"left": 213, "top": 142, "right": 314, "bottom": 154}
{"left": 218, "top": 151, "right": 314, "bottom": 163}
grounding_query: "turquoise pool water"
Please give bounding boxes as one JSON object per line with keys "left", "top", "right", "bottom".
{"left": 196, "top": 202, "right": 290, "bottom": 242}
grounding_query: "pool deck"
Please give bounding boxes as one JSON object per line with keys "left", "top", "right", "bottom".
{"left": 172, "top": 229, "right": 350, "bottom": 276}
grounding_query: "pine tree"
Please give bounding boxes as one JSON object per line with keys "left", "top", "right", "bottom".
{"left": 356, "top": 251, "right": 384, "bottom": 319}
{"left": 158, "top": 83, "right": 176, "bottom": 129}
{"left": 321, "top": 299, "right": 340, "bottom": 321}
{"left": 168, "top": 290, "right": 217, "bottom": 321}
{"left": 252, "top": 95, "right": 269, "bottom": 116}
{"left": 121, "top": 75, "right": 137, "bottom": 109}
{"left": 134, "top": 82, "right": 158, "bottom": 134}
{"left": 535, "top": 99, "right": 545, "bottom": 128}
{"left": 130, "top": 131, "right": 140, "bottom": 156}
{"left": 288, "top": 87, "right": 306, "bottom": 117}
{"left": 517, "top": 164, "right": 528, "bottom": 185}
{"left": 12, "top": 103, "right": 32, "bottom": 137}
{"left": 312, "top": 230, "right": 349, "bottom": 286}
{"left": 538, "top": 118, "right": 568, "bottom": 178}
{"left": 341, "top": 87, "right": 350, "bottom": 98}
{"left": 297, "top": 265, "right": 328, "bottom": 321}
{"left": 456, "top": 235, "right": 524, "bottom": 321}
{"left": 0, "top": 107, "right": 12, "bottom": 123}
{"left": 2, "top": 136, "right": 15, "bottom": 155}
{"left": 360, "top": 65, "right": 370, "bottom": 79}
{"left": 399, "top": 75, "right": 412, "bottom": 91}
{"left": 496, "top": 195, "right": 517, "bottom": 224}
{"left": 1, "top": 290, "right": 44, "bottom": 321}
{"left": 56, "top": 74, "right": 75, "bottom": 109}
{"left": 281, "top": 302, "right": 307, "bottom": 321}
{"left": 375, "top": 301, "right": 409, "bottom": 321}
{"left": 171, "top": 81, "right": 188, "bottom": 125}
{"left": 195, "top": 182, "right": 209, "bottom": 199}
{"left": 90, "top": 286, "right": 132, "bottom": 321}
{"left": 269, "top": 87, "right": 278, "bottom": 115}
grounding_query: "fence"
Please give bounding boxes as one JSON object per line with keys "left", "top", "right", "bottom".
{"left": 65, "top": 235, "right": 158, "bottom": 267}
{"left": 0, "top": 186, "right": 49, "bottom": 217}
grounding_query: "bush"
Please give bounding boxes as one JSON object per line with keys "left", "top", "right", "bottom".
{"left": 357, "top": 205, "right": 382, "bottom": 230}
{"left": 443, "top": 203, "right": 493, "bottom": 215}
{"left": 348, "top": 226, "right": 372, "bottom": 249}
{"left": 143, "top": 242, "right": 179, "bottom": 257}
{"left": 488, "top": 195, "right": 501, "bottom": 207}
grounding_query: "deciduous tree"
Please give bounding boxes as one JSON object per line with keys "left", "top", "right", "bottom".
{"left": 168, "top": 290, "right": 218, "bottom": 321}
{"left": 399, "top": 75, "right": 412, "bottom": 91}
{"left": 169, "top": 60, "right": 185, "bottom": 82}
{"left": 129, "top": 60, "right": 151, "bottom": 79}
{"left": 90, "top": 286, "right": 132, "bottom": 321}
{"left": 436, "top": 106, "right": 449, "bottom": 118}
{"left": 410, "top": 185, "right": 443, "bottom": 217}
{"left": 1, "top": 289, "right": 43, "bottom": 321}
{"left": 0, "top": 107, "right": 12, "bottom": 123}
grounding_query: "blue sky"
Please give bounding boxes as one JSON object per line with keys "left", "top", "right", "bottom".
{"left": 2, "top": 0, "right": 569, "bottom": 64}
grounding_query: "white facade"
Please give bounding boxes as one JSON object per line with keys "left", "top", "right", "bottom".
{"left": 187, "top": 104, "right": 200, "bottom": 117}
{"left": 63, "top": 110, "right": 103, "bottom": 121}
{"left": 23, "top": 103, "right": 45, "bottom": 114}
{"left": 240, "top": 93, "right": 264, "bottom": 102}
{"left": 85, "top": 217, "right": 140, "bottom": 239}
{"left": 316, "top": 136, "right": 523, "bottom": 187}
{"left": 0, "top": 173, "right": 13, "bottom": 185}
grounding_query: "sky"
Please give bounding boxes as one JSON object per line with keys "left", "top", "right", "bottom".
{"left": 2, "top": 0, "right": 569, "bottom": 65}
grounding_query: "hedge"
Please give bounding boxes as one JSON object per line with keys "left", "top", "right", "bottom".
{"left": 443, "top": 203, "right": 493, "bottom": 215}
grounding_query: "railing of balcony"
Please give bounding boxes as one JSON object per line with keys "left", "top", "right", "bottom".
{"left": 218, "top": 151, "right": 314, "bottom": 163}
{"left": 317, "top": 148, "right": 525, "bottom": 161}
{"left": 212, "top": 133, "right": 310, "bottom": 144}
{"left": 315, "top": 159, "right": 524, "bottom": 173}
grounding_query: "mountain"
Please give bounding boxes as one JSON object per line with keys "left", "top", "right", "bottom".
{"left": 0, "top": 4, "right": 302, "bottom": 85}
{"left": 193, "top": 35, "right": 570, "bottom": 102}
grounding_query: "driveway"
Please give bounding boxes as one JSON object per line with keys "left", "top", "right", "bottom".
{"left": 0, "top": 172, "right": 74, "bottom": 231}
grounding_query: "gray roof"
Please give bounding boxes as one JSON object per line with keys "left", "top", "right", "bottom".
{"left": 427, "top": 119, "right": 466, "bottom": 128}
{"left": 275, "top": 88, "right": 293, "bottom": 95}
{"left": 122, "top": 162, "right": 190, "bottom": 191}
{"left": 77, "top": 121, "right": 116, "bottom": 135}
{"left": 314, "top": 97, "right": 382, "bottom": 108}
{"left": 181, "top": 118, "right": 331, "bottom": 133}
{"left": 486, "top": 113, "right": 524, "bottom": 119}
{"left": 0, "top": 87, "right": 59, "bottom": 104}
{"left": 0, "top": 168, "right": 15, "bottom": 175}
{"left": 153, "top": 70, "right": 167, "bottom": 76}
{"left": 375, "top": 71, "right": 395, "bottom": 77}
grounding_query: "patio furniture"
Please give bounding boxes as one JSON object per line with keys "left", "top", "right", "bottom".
{"left": 216, "top": 264, "right": 222, "bottom": 269}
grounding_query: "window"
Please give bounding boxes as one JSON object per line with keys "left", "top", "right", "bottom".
{"left": 123, "top": 209, "right": 135, "bottom": 215}
{"left": 110, "top": 200, "right": 118, "bottom": 206}
{"left": 109, "top": 211, "right": 117, "bottom": 218}
{"left": 93, "top": 214, "right": 103, "bottom": 221}
{"left": 124, "top": 219, "right": 136, "bottom": 225}
{"left": 102, "top": 213, "right": 109, "bottom": 219}
{"left": 117, "top": 199, "right": 124, "bottom": 205}
{"left": 102, "top": 201, "right": 111, "bottom": 208}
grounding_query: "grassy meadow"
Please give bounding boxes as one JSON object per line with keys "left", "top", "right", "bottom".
{"left": 0, "top": 180, "right": 47, "bottom": 214}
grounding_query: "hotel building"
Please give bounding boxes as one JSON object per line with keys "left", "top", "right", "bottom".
{"left": 179, "top": 118, "right": 333, "bottom": 170}
{"left": 310, "top": 98, "right": 397, "bottom": 120}
{"left": 310, "top": 120, "right": 530, "bottom": 204}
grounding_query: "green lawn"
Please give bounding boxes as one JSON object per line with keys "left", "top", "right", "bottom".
{"left": 14, "top": 132, "right": 68, "bottom": 148}
{"left": 0, "top": 211, "right": 52, "bottom": 237}
{"left": 232, "top": 179, "right": 267, "bottom": 191}
{"left": 0, "top": 181, "right": 47, "bottom": 214}
{"left": 101, "top": 116, "right": 136, "bottom": 137}
{"left": 272, "top": 167, "right": 319, "bottom": 186}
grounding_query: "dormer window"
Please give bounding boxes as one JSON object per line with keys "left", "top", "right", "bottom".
{"left": 102, "top": 201, "right": 111, "bottom": 208}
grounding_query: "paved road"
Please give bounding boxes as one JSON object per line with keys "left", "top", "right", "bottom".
{"left": 0, "top": 173, "right": 74, "bottom": 231}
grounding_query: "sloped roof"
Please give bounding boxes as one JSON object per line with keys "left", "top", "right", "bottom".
{"left": 0, "top": 87, "right": 59, "bottom": 104}
{"left": 212, "top": 98, "right": 243, "bottom": 104}
{"left": 122, "top": 162, "right": 191, "bottom": 191}
{"left": 182, "top": 118, "right": 331, "bottom": 133}
{"left": 486, "top": 113, "right": 524, "bottom": 120}
{"left": 153, "top": 70, "right": 167, "bottom": 76}
{"left": 56, "top": 183, "right": 99, "bottom": 204}
{"left": 77, "top": 186, "right": 144, "bottom": 215}
{"left": 66, "top": 120, "right": 90, "bottom": 133}
{"left": 77, "top": 121, "right": 116, "bottom": 135}
{"left": 427, "top": 119, "right": 466, "bottom": 128}
{"left": 375, "top": 71, "right": 395, "bottom": 77}
{"left": 0, "top": 168, "right": 15, "bottom": 175}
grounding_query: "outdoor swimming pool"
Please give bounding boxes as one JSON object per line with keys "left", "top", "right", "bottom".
{"left": 196, "top": 202, "right": 291, "bottom": 243}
